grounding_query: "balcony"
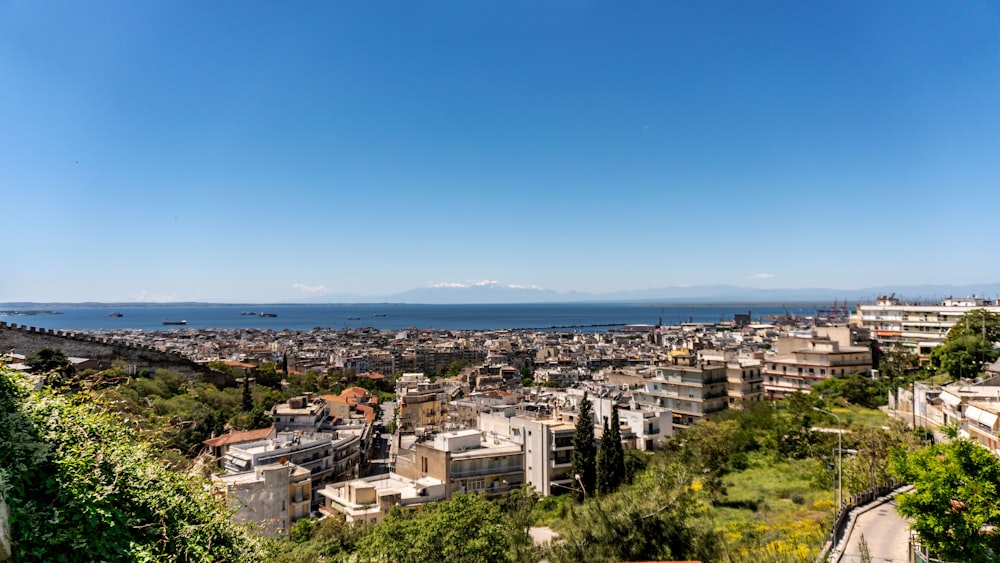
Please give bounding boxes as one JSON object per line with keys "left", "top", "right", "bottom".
{"left": 451, "top": 465, "right": 524, "bottom": 479}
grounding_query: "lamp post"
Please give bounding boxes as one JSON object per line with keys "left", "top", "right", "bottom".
{"left": 814, "top": 407, "right": 842, "bottom": 521}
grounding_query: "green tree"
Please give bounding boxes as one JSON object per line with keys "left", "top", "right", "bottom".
{"left": 945, "top": 309, "right": 1000, "bottom": 343}
{"left": 0, "top": 367, "right": 267, "bottom": 561}
{"left": 890, "top": 439, "right": 1000, "bottom": 561}
{"left": 571, "top": 393, "right": 596, "bottom": 499}
{"left": 929, "top": 334, "right": 999, "bottom": 380}
{"left": 255, "top": 362, "right": 283, "bottom": 389}
{"left": 811, "top": 372, "right": 886, "bottom": 409}
{"left": 551, "top": 458, "right": 720, "bottom": 563}
{"left": 25, "top": 347, "right": 70, "bottom": 373}
{"left": 241, "top": 375, "right": 253, "bottom": 411}
{"left": 356, "top": 493, "right": 514, "bottom": 563}
{"left": 596, "top": 408, "right": 626, "bottom": 496}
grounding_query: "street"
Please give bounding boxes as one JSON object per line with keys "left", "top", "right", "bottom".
{"left": 837, "top": 497, "right": 911, "bottom": 563}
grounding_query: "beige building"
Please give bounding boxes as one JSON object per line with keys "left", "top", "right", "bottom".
{"left": 395, "top": 429, "right": 524, "bottom": 498}
{"left": 629, "top": 356, "right": 728, "bottom": 429}
{"left": 727, "top": 358, "right": 765, "bottom": 408}
{"left": 396, "top": 373, "right": 449, "bottom": 434}
{"left": 212, "top": 462, "right": 311, "bottom": 537}
{"left": 762, "top": 333, "right": 872, "bottom": 398}
{"left": 272, "top": 395, "right": 330, "bottom": 432}
{"left": 318, "top": 474, "right": 446, "bottom": 525}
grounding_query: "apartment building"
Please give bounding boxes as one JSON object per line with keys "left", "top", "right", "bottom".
{"left": 223, "top": 430, "right": 361, "bottom": 489}
{"left": 394, "top": 429, "right": 524, "bottom": 498}
{"left": 478, "top": 410, "right": 577, "bottom": 496}
{"left": 318, "top": 473, "right": 446, "bottom": 524}
{"left": 762, "top": 333, "right": 872, "bottom": 398}
{"left": 726, "top": 358, "right": 765, "bottom": 408}
{"left": 211, "top": 462, "right": 312, "bottom": 537}
{"left": 630, "top": 356, "right": 728, "bottom": 428}
{"left": 272, "top": 394, "right": 329, "bottom": 432}
{"left": 396, "top": 373, "right": 450, "bottom": 434}
{"left": 853, "top": 295, "right": 1000, "bottom": 350}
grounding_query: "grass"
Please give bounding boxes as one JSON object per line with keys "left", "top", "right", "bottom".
{"left": 827, "top": 404, "right": 893, "bottom": 429}
{"left": 713, "top": 451, "right": 832, "bottom": 562}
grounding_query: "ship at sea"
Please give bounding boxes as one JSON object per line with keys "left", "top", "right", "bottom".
{"left": 259, "top": 312, "right": 277, "bottom": 317}
{"left": 109, "top": 312, "right": 124, "bottom": 318}
{"left": 162, "top": 318, "right": 187, "bottom": 326}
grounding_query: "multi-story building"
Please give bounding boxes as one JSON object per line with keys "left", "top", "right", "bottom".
{"left": 478, "top": 410, "right": 577, "bottom": 496}
{"left": 222, "top": 430, "right": 361, "bottom": 492}
{"left": 762, "top": 334, "right": 872, "bottom": 398}
{"left": 396, "top": 373, "right": 449, "bottom": 434}
{"left": 630, "top": 356, "right": 728, "bottom": 429}
{"left": 394, "top": 429, "right": 524, "bottom": 498}
{"left": 853, "top": 295, "right": 1000, "bottom": 351}
{"left": 318, "top": 473, "right": 447, "bottom": 525}
{"left": 727, "top": 358, "right": 765, "bottom": 408}
{"left": 272, "top": 395, "right": 329, "bottom": 432}
{"left": 211, "top": 462, "right": 312, "bottom": 537}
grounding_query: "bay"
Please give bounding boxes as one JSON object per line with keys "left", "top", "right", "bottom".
{"left": 0, "top": 303, "right": 825, "bottom": 333}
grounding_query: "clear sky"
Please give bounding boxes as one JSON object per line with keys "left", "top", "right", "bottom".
{"left": 2, "top": 1, "right": 999, "bottom": 302}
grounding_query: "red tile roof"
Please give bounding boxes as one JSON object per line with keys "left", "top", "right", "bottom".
{"left": 202, "top": 427, "right": 272, "bottom": 448}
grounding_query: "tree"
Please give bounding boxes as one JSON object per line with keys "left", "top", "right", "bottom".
{"left": 356, "top": 493, "right": 514, "bottom": 563}
{"left": 889, "top": 439, "right": 1000, "bottom": 561}
{"left": 945, "top": 309, "right": 1000, "bottom": 344}
{"left": 0, "top": 366, "right": 267, "bottom": 561}
{"left": 596, "top": 408, "right": 625, "bottom": 496}
{"left": 241, "top": 375, "right": 253, "bottom": 411}
{"left": 929, "top": 334, "right": 999, "bottom": 380}
{"left": 551, "top": 459, "right": 720, "bottom": 563}
{"left": 571, "top": 393, "right": 596, "bottom": 499}
{"left": 255, "top": 362, "right": 283, "bottom": 389}
{"left": 25, "top": 347, "right": 73, "bottom": 384}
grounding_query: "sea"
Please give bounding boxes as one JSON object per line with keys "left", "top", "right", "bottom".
{"left": 0, "top": 303, "right": 825, "bottom": 333}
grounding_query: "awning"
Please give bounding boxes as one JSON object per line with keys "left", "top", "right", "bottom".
{"left": 940, "top": 392, "right": 962, "bottom": 408}
{"left": 966, "top": 405, "right": 999, "bottom": 429}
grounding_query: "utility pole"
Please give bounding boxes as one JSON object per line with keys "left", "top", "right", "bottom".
{"left": 814, "top": 407, "right": 843, "bottom": 522}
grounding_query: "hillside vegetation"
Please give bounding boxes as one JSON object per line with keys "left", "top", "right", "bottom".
{"left": 0, "top": 367, "right": 268, "bottom": 562}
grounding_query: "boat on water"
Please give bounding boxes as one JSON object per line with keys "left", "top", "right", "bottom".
{"left": 109, "top": 312, "right": 124, "bottom": 318}
{"left": 347, "top": 316, "right": 361, "bottom": 320}
{"left": 240, "top": 311, "right": 257, "bottom": 316}
{"left": 373, "top": 313, "right": 387, "bottom": 317}
{"left": 162, "top": 318, "right": 187, "bottom": 326}
{"left": 259, "top": 312, "right": 278, "bottom": 318}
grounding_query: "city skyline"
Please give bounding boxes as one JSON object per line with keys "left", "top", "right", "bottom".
{"left": 3, "top": 2, "right": 999, "bottom": 302}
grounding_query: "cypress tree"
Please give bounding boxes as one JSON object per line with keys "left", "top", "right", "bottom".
{"left": 571, "top": 393, "right": 596, "bottom": 500}
{"left": 607, "top": 406, "right": 626, "bottom": 489}
{"left": 241, "top": 375, "right": 253, "bottom": 412}
{"left": 596, "top": 407, "right": 627, "bottom": 496}
{"left": 596, "top": 416, "right": 612, "bottom": 495}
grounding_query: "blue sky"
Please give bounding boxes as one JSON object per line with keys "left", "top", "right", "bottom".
{"left": 2, "top": 1, "right": 999, "bottom": 302}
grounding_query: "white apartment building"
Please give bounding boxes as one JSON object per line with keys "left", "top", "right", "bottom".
{"left": 852, "top": 295, "right": 1000, "bottom": 351}
{"left": 478, "top": 410, "right": 576, "bottom": 496}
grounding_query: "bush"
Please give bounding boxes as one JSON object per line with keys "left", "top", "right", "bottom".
{"left": 0, "top": 367, "right": 268, "bottom": 562}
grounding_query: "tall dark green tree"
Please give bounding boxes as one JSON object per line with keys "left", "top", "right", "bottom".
{"left": 241, "top": 375, "right": 253, "bottom": 412}
{"left": 595, "top": 408, "right": 626, "bottom": 496}
{"left": 571, "top": 393, "right": 596, "bottom": 499}
{"left": 596, "top": 416, "right": 612, "bottom": 496}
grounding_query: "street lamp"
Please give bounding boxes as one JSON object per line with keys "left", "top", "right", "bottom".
{"left": 814, "top": 407, "right": 843, "bottom": 521}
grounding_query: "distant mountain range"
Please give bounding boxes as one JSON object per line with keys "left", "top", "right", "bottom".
{"left": 7, "top": 282, "right": 1000, "bottom": 306}
{"left": 295, "top": 281, "right": 1000, "bottom": 305}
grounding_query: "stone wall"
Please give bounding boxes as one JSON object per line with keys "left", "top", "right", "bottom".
{"left": 0, "top": 323, "right": 234, "bottom": 387}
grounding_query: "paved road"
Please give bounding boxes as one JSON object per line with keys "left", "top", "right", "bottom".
{"left": 838, "top": 497, "right": 911, "bottom": 562}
